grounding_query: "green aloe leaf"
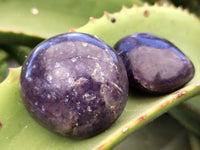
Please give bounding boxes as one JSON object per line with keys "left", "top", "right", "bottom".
{"left": 114, "top": 114, "right": 190, "bottom": 150}
{"left": 171, "top": 0, "right": 200, "bottom": 16}
{"left": 1, "top": 4, "right": 200, "bottom": 150}
{"left": 1, "top": 45, "right": 31, "bottom": 65}
{"left": 142, "top": 0, "right": 172, "bottom": 5}
{"left": 0, "top": 62, "right": 8, "bottom": 82}
{"left": 169, "top": 96, "right": 200, "bottom": 135}
{"left": 0, "top": 67, "right": 198, "bottom": 150}
{"left": 0, "top": 49, "right": 9, "bottom": 82}
{"left": 189, "top": 133, "right": 200, "bottom": 150}
{"left": 0, "top": 49, "right": 8, "bottom": 63}
{"left": 0, "top": 0, "right": 143, "bottom": 47}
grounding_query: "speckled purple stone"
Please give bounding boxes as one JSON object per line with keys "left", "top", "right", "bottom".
{"left": 114, "top": 33, "right": 194, "bottom": 94}
{"left": 20, "top": 32, "right": 128, "bottom": 138}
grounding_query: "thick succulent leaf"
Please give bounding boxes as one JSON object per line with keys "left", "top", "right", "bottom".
{"left": 114, "top": 114, "right": 191, "bottom": 150}
{"left": 185, "top": 95, "right": 200, "bottom": 120}
{"left": 0, "top": 49, "right": 9, "bottom": 82}
{"left": 0, "top": 68, "right": 198, "bottom": 150}
{"left": 0, "top": 62, "right": 8, "bottom": 82}
{"left": 0, "top": 0, "right": 143, "bottom": 47}
{"left": 0, "top": 31, "right": 44, "bottom": 48}
{"left": 1, "top": 45, "right": 31, "bottom": 65}
{"left": 1, "top": 5, "right": 200, "bottom": 150}
{"left": 189, "top": 133, "right": 200, "bottom": 150}
{"left": 171, "top": 0, "right": 200, "bottom": 16}
{"left": 0, "top": 46, "right": 31, "bottom": 81}
{"left": 169, "top": 96, "right": 200, "bottom": 135}
{"left": 74, "top": 5, "right": 200, "bottom": 148}
{"left": 159, "top": 133, "right": 190, "bottom": 150}
{"left": 0, "top": 49, "right": 8, "bottom": 63}
{"left": 142, "top": 0, "right": 172, "bottom": 5}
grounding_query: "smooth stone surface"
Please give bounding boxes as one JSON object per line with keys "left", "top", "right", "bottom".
{"left": 20, "top": 32, "right": 128, "bottom": 138}
{"left": 114, "top": 33, "right": 195, "bottom": 94}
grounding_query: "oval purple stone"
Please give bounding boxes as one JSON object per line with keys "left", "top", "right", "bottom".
{"left": 114, "top": 33, "right": 194, "bottom": 94}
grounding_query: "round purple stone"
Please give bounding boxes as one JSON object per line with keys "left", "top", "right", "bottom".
{"left": 20, "top": 32, "right": 128, "bottom": 138}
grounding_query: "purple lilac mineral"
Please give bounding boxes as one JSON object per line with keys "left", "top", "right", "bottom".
{"left": 114, "top": 33, "right": 194, "bottom": 94}
{"left": 20, "top": 32, "right": 128, "bottom": 138}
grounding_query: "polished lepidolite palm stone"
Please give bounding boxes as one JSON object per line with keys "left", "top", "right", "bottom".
{"left": 114, "top": 33, "right": 194, "bottom": 94}
{"left": 20, "top": 32, "right": 128, "bottom": 138}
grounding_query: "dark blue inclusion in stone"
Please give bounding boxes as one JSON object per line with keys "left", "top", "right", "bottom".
{"left": 114, "top": 33, "right": 195, "bottom": 94}
{"left": 20, "top": 32, "right": 128, "bottom": 138}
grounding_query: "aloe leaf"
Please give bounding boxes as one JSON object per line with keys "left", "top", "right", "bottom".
{"left": 169, "top": 96, "right": 200, "bottom": 135}
{"left": 185, "top": 96, "right": 200, "bottom": 121}
{"left": 1, "top": 5, "right": 200, "bottom": 150}
{"left": 0, "top": 49, "right": 9, "bottom": 82}
{"left": 142, "top": 0, "right": 171, "bottom": 5}
{"left": 0, "top": 31, "right": 45, "bottom": 48}
{"left": 0, "top": 62, "right": 8, "bottom": 82}
{"left": 0, "top": 49, "right": 8, "bottom": 63}
{"left": 114, "top": 114, "right": 190, "bottom": 150}
{"left": 171, "top": 0, "right": 200, "bottom": 16}
{"left": 1, "top": 45, "right": 31, "bottom": 65}
{"left": 189, "top": 133, "right": 200, "bottom": 150}
{"left": 0, "top": 0, "right": 143, "bottom": 47}
{"left": 0, "top": 67, "right": 198, "bottom": 150}
{"left": 160, "top": 132, "right": 190, "bottom": 150}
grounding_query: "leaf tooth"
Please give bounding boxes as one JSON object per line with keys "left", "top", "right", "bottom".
{"left": 170, "top": 4, "right": 176, "bottom": 8}
{"left": 104, "top": 11, "right": 109, "bottom": 16}
{"left": 71, "top": 11, "right": 107, "bottom": 32}
{"left": 195, "top": 82, "right": 200, "bottom": 87}
{"left": 173, "top": 5, "right": 199, "bottom": 21}
{"left": 154, "top": 2, "right": 158, "bottom": 6}
{"left": 163, "top": 2, "right": 170, "bottom": 7}
{"left": 69, "top": 28, "right": 76, "bottom": 32}
{"left": 8, "top": 68, "right": 14, "bottom": 72}
{"left": 89, "top": 17, "right": 95, "bottom": 22}
{"left": 143, "top": 2, "right": 149, "bottom": 7}
{"left": 73, "top": 4, "right": 200, "bottom": 35}
{"left": 190, "top": 12, "right": 199, "bottom": 20}
{"left": 121, "top": 5, "right": 127, "bottom": 11}
{"left": 184, "top": 8, "right": 189, "bottom": 13}
{"left": 103, "top": 11, "right": 111, "bottom": 20}
{"left": 132, "top": 3, "right": 137, "bottom": 8}
{"left": 153, "top": 0, "right": 170, "bottom": 7}
{"left": 177, "top": 6, "right": 183, "bottom": 10}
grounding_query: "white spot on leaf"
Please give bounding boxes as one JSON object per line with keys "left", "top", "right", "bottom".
{"left": 31, "top": 7, "right": 39, "bottom": 15}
